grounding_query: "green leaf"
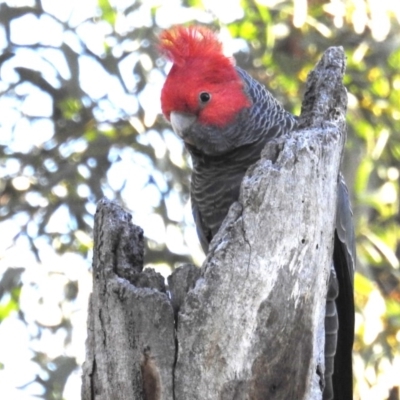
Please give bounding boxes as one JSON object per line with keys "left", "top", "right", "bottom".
{"left": 98, "top": 0, "right": 116, "bottom": 26}
{"left": 355, "top": 272, "right": 375, "bottom": 297}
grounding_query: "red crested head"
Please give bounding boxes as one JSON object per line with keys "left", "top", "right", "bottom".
{"left": 159, "top": 26, "right": 251, "bottom": 128}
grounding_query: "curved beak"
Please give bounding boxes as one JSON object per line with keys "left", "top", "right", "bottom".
{"left": 170, "top": 111, "right": 196, "bottom": 143}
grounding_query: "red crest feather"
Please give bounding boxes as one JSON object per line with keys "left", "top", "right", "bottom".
{"left": 159, "top": 26, "right": 224, "bottom": 67}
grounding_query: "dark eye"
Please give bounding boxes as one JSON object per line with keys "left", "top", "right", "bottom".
{"left": 199, "top": 92, "right": 211, "bottom": 104}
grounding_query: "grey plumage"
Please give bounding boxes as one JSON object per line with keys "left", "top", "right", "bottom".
{"left": 331, "top": 175, "right": 355, "bottom": 400}
{"left": 188, "top": 67, "right": 297, "bottom": 246}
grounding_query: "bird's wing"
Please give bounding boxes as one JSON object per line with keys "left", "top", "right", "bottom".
{"left": 191, "top": 195, "right": 211, "bottom": 254}
{"left": 331, "top": 174, "right": 356, "bottom": 400}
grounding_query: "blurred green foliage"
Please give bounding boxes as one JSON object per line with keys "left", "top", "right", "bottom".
{"left": 0, "top": 0, "right": 399, "bottom": 398}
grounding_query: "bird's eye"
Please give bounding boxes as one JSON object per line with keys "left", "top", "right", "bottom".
{"left": 199, "top": 92, "right": 211, "bottom": 104}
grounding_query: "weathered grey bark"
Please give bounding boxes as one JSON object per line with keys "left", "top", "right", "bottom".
{"left": 82, "top": 47, "right": 347, "bottom": 400}
{"left": 81, "top": 200, "right": 176, "bottom": 400}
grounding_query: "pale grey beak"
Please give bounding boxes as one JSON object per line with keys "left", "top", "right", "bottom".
{"left": 170, "top": 111, "right": 196, "bottom": 142}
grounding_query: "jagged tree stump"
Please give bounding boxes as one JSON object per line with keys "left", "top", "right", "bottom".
{"left": 81, "top": 46, "right": 347, "bottom": 400}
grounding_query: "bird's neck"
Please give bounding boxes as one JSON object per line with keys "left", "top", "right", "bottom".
{"left": 187, "top": 135, "right": 268, "bottom": 170}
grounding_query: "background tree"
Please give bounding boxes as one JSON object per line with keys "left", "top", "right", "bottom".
{"left": 0, "top": 0, "right": 399, "bottom": 399}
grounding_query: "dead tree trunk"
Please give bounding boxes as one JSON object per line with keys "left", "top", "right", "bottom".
{"left": 81, "top": 47, "right": 347, "bottom": 400}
